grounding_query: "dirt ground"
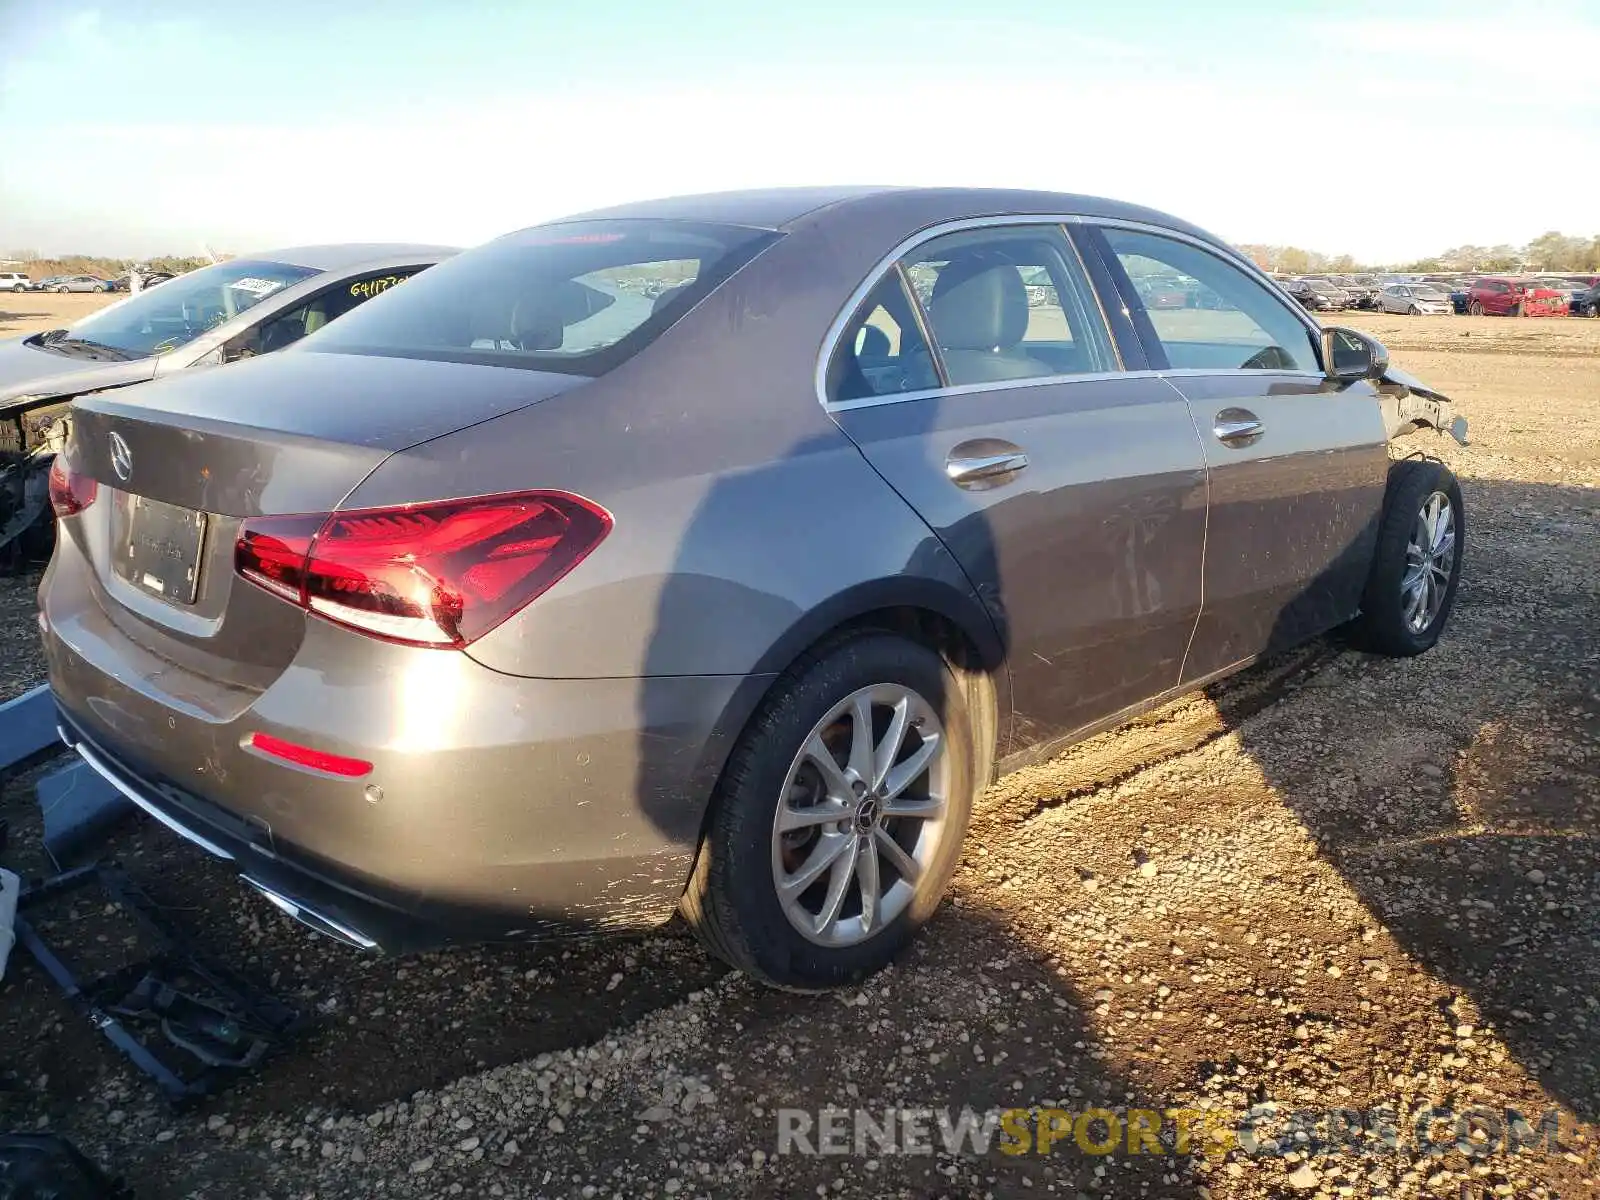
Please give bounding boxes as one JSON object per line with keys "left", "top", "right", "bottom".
{"left": 0, "top": 291, "right": 118, "bottom": 338}
{"left": 1, "top": 303, "right": 1597, "bottom": 1199}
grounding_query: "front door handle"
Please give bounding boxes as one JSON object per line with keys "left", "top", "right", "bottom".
{"left": 1212, "top": 408, "right": 1264, "bottom": 448}
{"left": 945, "top": 439, "right": 1030, "bottom": 490}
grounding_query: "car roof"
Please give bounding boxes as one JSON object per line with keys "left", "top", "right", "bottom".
{"left": 556, "top": 185, "right": 1227, "bottom": 248}
{"left": 246, "top": 243, "right": 460, "bottom": 271}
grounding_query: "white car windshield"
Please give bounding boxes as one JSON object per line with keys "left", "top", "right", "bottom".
{"left": 59, "top": 259, "right": 318, "bottom": 357}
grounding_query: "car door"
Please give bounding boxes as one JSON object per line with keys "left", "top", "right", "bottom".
{"left": 1081, "top": 222, "right": 1390, "bottom": 684}
{"left": 823, "top": 222, "right": 1208, "bottom": 754}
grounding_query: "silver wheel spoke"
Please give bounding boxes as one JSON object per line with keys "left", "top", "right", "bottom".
{"left": 781, "top": 833, "right": 850, "bottom": 897}
{"left": 882, "top": 794, "right": 945, "bottom": 821}
{"left": 803, "top": 735, "right": 852, "bottom": 802}
{"left": 856, "top": 835, "right": 881, "bottom": 933}
{"left": 847, "top": 695, "right": 874, "bottom": 783}
{"left": 814, "top": 835, "right": 860, "bottom": 935}
{"left": 873, "top": 825, "right": 921, "bottom": 882}
{"left": 778, "top": 798, "right": 852, "bottom": 833}
{"left": 873, "top": 697, "right": 911, "bottom": 792}
{"left": 882, "top": 734, "right": 941, "bottom": 801}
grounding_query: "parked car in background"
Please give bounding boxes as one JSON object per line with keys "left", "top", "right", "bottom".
{"left": 49, "top": 276, "right": 112, "bottom": 293}
{"left": 1283, "top": 277, "right": 1347, "bottom": 311}
{"left": 1377, "top": 283, "right": 1455, "bottom": 316}
{"left": 38, "top": 187, "right": 1468, "bottom": 989}
{"left": 32, "top": 276, "right": 66, "bottom": 292}
{"left": 1466, "top": 277, "right": 1569, "bottom": 317}
{"left": 1554, "top": 277, "right": 1598, "bottom": 315}
{"left": 1448, "top": 281, "right": 1477, "bottom": 314}
{"left": 1333, "top": 275, "right": 1381, "bottom": 310}
{"left": 0, "top": 272, "right": 30, "bottom": 293}
{"left": 0, "top": 243, "right": 456, "bottom": 567}
{"left": 1576, "top": 281, "right": 1600, "bottom": 317}
{"left": 1134, "top": 274, "right": 1190, "bottom": 309}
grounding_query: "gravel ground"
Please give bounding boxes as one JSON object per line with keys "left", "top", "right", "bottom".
{"left": 1, "top": 310, "right": 1597, "bottom": 1198}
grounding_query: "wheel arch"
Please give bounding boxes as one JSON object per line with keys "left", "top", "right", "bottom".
{"left": 681, "top": 579, "right": 1010, "bottom": 865}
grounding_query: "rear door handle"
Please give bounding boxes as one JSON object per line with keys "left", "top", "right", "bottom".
{"left": 945, "top": 440, "right": 1029, "bottom": 490}
{"left": 1212, "top": 408, "right": 1264, "bottom": 448}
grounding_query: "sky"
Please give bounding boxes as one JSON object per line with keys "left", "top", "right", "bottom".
{"left": 1, "top": 1, "right": 1597, "bottom": 263}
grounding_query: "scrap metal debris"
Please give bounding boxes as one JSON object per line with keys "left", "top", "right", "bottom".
{"left": 14, "top": 865, "right": 308, "bottom": 1104}
{"left": 0, "top": 1133, "right": 129, "bottom": 1200}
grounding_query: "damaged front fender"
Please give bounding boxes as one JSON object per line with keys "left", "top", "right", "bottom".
{"left": 1377, "top": 364, "right": 1470, "bottom": 446}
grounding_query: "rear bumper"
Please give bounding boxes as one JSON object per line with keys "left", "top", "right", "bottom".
{"left": 41, "top": 548, "right": 772, "bottom": 952}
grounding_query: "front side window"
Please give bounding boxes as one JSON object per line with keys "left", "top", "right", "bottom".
{"left": 58, "top": 259, "right": 319, "bottom": 358}
{"left": 307, "top": 220, "right": 777, "bottom": 376}
{"left": 1101, "top": 228, "right": 1321, "bottom": 372}
{"left": 227, "top": 267, "right": 428, "bottom": 361}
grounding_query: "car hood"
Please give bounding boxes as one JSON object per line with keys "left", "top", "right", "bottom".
{"left": 0, "top": 335, "right": 158, "bottom": 414}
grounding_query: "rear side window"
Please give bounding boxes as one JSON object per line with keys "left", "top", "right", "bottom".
{"left": 307, "top": 220, "right": 777, "bottom": 376}
{"left": 827, "top": 223, "right": 1117, "bottom": 403}
{"left": 1100, "top": 228, "right": 1321, "bottom": 373}
{"left": 903, "top": 226, "right": 1117, "bottom": 387}
{"left": 827, "top": 271, "right": 940, "bottom": 403}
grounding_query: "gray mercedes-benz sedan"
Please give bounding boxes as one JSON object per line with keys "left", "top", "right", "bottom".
{"left": 39, "top": 188, "right": 1467, "bottom": 989}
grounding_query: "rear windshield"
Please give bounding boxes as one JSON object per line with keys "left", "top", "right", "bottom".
{"left": 305, "top": 219, "right": 779, "bottom": 376}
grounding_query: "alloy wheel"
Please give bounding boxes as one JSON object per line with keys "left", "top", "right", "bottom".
{"left": 1401, "top": 491, "right": 1456, "bottom": 633}
{"left": 770, "top": 683, "right": 949, "bottom": 947}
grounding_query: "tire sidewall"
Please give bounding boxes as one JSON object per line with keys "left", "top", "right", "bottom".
{"left": 1362, "top": 461, "right": 1465, "bottom": 654}
{"left": 706, "top": 633, "right": 975, "bottom": 989}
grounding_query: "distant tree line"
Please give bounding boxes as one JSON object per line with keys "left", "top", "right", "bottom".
{"left": 2, "top": 251, "right": 220, "bottom": 280}
{"left": 1236, "top": 231, "right": 1600, "bottom": 275}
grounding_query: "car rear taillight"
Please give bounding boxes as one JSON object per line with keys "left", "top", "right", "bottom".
{"left": 48, "top": 457, "right": 97, "bottom": 517}
{"left": 234, "top": 491, "right": 612, "bottom": 648}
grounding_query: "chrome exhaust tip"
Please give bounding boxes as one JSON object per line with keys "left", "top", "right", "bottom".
{"left": 241, "top": 877, "right": 378, "bottom": 951}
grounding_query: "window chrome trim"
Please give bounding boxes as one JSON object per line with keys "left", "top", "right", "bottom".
{"left": 815, "top": 212, "right": 1321, "bottom": 412}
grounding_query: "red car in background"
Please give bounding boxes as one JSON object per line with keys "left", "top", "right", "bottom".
{"left": 1466, "top": 277, "right": 1569, "bottom": 317}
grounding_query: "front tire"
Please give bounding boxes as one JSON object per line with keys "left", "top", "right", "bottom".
{"left": 1409, "top": 305, "right": 1421, "bottom": 316}
{"left": 1468, "top": 301, "right": 1484, "bottom": 316}
{"left": 1350, "top": 459, "right": 1464, "bottom": 657}
{"left": 54, "top": 285, "right": 68, "bottom": 293}
{"left": 681, "top": 630, "right": 978, "bottom": 990}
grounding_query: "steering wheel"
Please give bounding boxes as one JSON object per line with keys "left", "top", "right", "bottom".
{"left": 1239, "top": 345, "right": 1292, "bottom": 371}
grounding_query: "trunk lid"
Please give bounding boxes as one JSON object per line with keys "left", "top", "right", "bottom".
{"left": 62, "top": 349, "right": 585, "bottom": 688}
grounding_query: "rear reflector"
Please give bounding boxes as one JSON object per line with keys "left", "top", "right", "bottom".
{"left": 234, "top": 490, "right": 612, "bottom": 648}
{"left": 245, "top": 732, "right": 373, "bottom": 778}
{"left": 48, "top": 457, "right": 98, "bottom": 517}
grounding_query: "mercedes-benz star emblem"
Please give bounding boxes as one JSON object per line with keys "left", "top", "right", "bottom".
{"left": 108, "top": 432, "right": 132, "bottom": 481}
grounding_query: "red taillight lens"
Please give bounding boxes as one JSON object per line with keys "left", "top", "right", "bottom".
{"left": 48, "top": 457, "right": 98, "bottom": 518}
{"left": 234, "top": 491, "right": 612, "bottom": 648}
{"left": 244, "top": 732, "right": 372, "bottom": 777}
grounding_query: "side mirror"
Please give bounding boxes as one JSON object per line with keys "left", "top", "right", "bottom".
{"left": 1322, "top": 326, "right": 1389, "bottom": 381}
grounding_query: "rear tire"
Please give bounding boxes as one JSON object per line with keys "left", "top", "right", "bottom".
{"left": 1350, "top": 459, "right": 1464, "bottom": 657}
{"left": 54, "top": 285, "right": 67, "bottom": 293}
{"left": 681, "top": 630, "right": 978, "bottom": 990}
{"left": 1512, "top": 302, "right": 1524, "bottom": 317}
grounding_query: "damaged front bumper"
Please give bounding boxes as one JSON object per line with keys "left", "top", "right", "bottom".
{"left": 1378, "top": 365, "right": 1469, "bottom": 446}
